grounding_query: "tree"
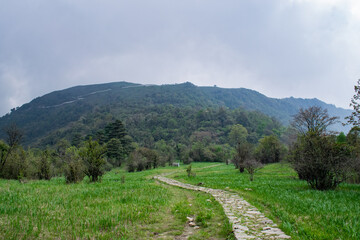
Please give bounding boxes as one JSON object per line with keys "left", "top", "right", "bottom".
{"left": 336, "top": 132, "right": 347, "bottom": 144}
{"left": 290, "top": 107, "right": 353, "bottom": 190}
{"left": 255, "top": 135, "right": 285, "bottom": 164}
{"left": 106, "top": 138, "right": 126, "bottom": 167}
{"left": 79, "top": 138, "right": 106, "bottom": 182}
{"left": 229, "top": 124, "right": 248, "bottom": 147}
{"left": 64, "top": 147, "right": 85, "bottom": 183}
{"left": 37, "top": 150, "right": 51, "bottom": 180}
{"left": 232, "top": 141, "right": 253, "bottom": 173}
{"left": 291, "top": 132, "right": 352, "bottom": 190}
{"left": 346, "top": 79, "right": 360, "bottom": 126}
{"left": 0, "top": 124, "right": 23, "bottom": 172}
{"left": 291, "top": 106, "right": 338, "bottom": 135}
{"left": 244, "top": 158, "right": 263, "bottom": 181}
{"left": 104, "top": 120, "right": 126, "bottom": 142}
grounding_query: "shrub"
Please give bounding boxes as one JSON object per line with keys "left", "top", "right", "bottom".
{"left": 79, "top": 138, "right": 106, "bottom": 182}
{"left": 232, "top": 141, "right": 253, "bottom": 173}
{"left": 1, "top": 147, "right": 28, "bottom": 180}
{"left": 243, "top": 158, "right": 263, "bottom": 181}
{"left": 126, "top": 148, "right": 159, "bottom": 172}
{"left": 255, "top": 135, "right": 286, "bottom": 164}
{"left": 37, "top": 151, "right": 51, "bottom": 180}
{"left": 64, "top": 147, "right": 85, "bottom": 183}
{"left": 291, "top": 132, "right": 353, "bottom": 190}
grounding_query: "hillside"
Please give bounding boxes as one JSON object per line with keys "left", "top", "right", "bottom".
{"left": 0, "top": 81, "right": 351, "bottom": 146}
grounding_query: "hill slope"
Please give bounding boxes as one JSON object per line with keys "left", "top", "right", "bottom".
{"left": 0, "top": 81, "right": 351, "bottom": 146}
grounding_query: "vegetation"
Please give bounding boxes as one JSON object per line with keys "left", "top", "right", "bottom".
{"left": 290, "top": 106, "right": 355, "bottom": 190}
{"left": 0, "top": 166, "right": 234, "bottom": 239}
{"left": 0, "top": 81, "right": 359, "bottom": 239}
{"left": 0, "top": 82, "right": 350, "bottom": 147}
{"left": 346, "top": 79, "right": 360, "bottom": 126}
{"left": 171, "top": 162, "right": 360, "bottom": 240}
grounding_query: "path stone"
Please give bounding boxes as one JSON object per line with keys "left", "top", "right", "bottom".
{"left": 154, "top": 175, "right": 291, "bottom": 240}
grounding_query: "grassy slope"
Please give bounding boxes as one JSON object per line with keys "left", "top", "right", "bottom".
{"left": 171, "top": 163, "right": 360, "bottom": 240}
{"left": 0, "top": 166, "right": 233, "bottom": 240}
{"left": 1, "top": 163, "right": 359, "bottom": 239}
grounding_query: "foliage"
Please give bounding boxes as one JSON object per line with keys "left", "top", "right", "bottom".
{"left": 106, "top": 138, "right": 125, "bottom": 167}
{"left": 79, "top": 138, "right": 106, "bottom": 182}
{"left": 0, "top": 82, "right": 302, "bottom": 148}
{"left": 0, "top": 124, "right": 23, "bottom": 173}
{"left": 228, "top": 124, "right": 248, "bottom": 146}
{"left": 37, "top": 150, "right": 51, "bottom": 180}
{"left": 291, "top": 106, "right": 339, "bottom": 134}
{"left": 255, "top": 135, "right": 286, "bottom": 164}
{"left": 232, "top": 141, "right": 253, "bottom": 173}
{"left": 173, "top": 162, "right": 360, "bottom": 239}
{"left": 243, "top": 158, "right": 263, "bottom": 181}
{"left": 336, "top": 132, "right": 347, "bottom": 143}
{"left": 346, "top": 79, "right": 360, "bottom": 126}
{"left": 290, "top": 132, "right": 353, "bottom": 190}
{"left": 1, "top": 147, "right": 27, "bottom": 180}
{"left": 126, "top": 147, "right": 159, "bottom": 172}
{"left": 64, "top": 147, "right": 85, "bottom": 183}
{"left": 186, "top": 164, "right": 194, "bottom": 177}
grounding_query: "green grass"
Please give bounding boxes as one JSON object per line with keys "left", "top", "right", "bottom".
{"left": 171, "top": 162, "right": 360, "bottom": 240}
{"left": 0, "top": 166, "right": 233, "bottom": 239}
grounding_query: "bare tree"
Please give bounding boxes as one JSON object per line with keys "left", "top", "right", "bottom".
{"left": 291, "top": 106, "right": 339, "bottom": 135}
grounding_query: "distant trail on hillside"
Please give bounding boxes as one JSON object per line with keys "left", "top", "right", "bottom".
{"left": 41, "top": 89, "right": 112, "bottom": 108}
{"left": 154, "top": 174, "right": 291, "bottom": 240}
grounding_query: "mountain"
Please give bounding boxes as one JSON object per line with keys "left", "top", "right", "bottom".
{"left": 0, "top": 81, "right": 352, "bottom": 146}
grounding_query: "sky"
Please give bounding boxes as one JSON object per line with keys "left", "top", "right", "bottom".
{"left": 0, "top": 0, "right": 359, "bottom": 116}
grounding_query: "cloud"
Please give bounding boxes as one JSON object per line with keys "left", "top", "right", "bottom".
{"left": 0, "top": 0, "right": 359, "bottom": 116}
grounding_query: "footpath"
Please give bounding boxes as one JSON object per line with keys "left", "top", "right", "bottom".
{"left": 154, "top": 175, "right": 291, "bottom": 240}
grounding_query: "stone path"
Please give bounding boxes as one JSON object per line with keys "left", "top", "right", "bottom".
{"left": 154, "top": 175, "right": 291, "bottom": 240}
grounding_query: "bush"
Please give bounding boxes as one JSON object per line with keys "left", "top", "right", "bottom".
{"left": 126, "top": 148, "right": 159, "bottom": 172}
{"left": 79, "top": 138, "right": 106, "bottom": 182}
{"left": 243, "top": 158, "right": 263, "bottom": 181}
{"left": 1, "top": 147, "right": 28, "bottom": 180}
{"left": 64, "top": 147, "right": 85, "bottom": 183}
{"left": 255, "top": 135, "right": 286, "bottom": 164}
{"left": 291, "top": 132, "right": 353, "bottom": 190}
{"left": 37, "top": 151, "right": 51, "bottom": 180}
{"left": 232, "top": 141, "right": 253, "bottom": 173}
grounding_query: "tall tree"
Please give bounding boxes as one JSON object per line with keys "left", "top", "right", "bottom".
{"left": 291, "top": 106, "right": 338, "bottom": 135}
{"left": 105, "top": 120, "right": 126, "bottom": 142}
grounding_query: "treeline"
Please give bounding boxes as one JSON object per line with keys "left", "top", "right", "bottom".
{"left": 0, "top": 120, "right": 134, "bottom": 182}
{"left": 38, "top": 105, "right": 285, "bottom": 149}
{"left": 0, "top": 105, "right": 290, "bottom": 182}
{"left": 2, "top": 104, "right": 359, "bottom": 190}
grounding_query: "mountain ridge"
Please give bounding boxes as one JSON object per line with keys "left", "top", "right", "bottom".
{"left": 0, "top": 81, "right": 352, "bottom": 146}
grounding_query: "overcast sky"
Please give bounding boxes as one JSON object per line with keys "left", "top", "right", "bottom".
{"left": 0, "top": 0, "right": 359, "bottom": 116}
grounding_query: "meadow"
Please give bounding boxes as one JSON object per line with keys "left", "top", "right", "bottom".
{"left": 171, "top": 163, "right": 360, "bottom": 240}
{"left": 1, "top": 162, "right": 359, "bottom": 239}
{"left": 0, "top": 166, "right": 233, "bottom": 240}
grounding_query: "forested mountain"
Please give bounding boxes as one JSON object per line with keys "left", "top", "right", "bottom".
{"left": 0, "top": 81, "right": 351, "bottom": 147}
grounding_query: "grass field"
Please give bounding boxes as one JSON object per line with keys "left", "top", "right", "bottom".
{"left": 1, "top": 162, "right": 359, "bottom": 239}
{"left": 0, "top": 166, "right": 233, "bottom": 240}
{"left": 171, "top": 163, "right": 360, "bottom": 240}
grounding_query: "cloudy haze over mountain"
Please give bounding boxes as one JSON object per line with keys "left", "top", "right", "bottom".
{"left": 0, "top": 0, "right": 359, "bottom": 116}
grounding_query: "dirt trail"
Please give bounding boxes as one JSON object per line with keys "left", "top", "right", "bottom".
{"left": 154, "top": 175, "right": 291, "bottom": 240}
